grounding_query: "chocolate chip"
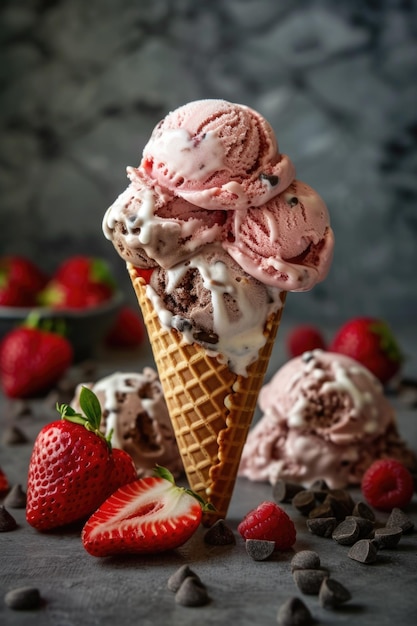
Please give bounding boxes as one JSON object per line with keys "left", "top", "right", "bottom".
{"left": 310, "top": 478, "right": 330, "bottom": 492}
{"left": 260, "top": 173, "right": 279, "bottom": 186}
{"left": 345, "top": 515, "right": 374, "bottom": 539}
{"left": 352, "top": 500, "right": 376, "bottom": 522}
{"left": 204, "top": 519, "right": 235, "bottom": 545}
{"left": 4, "top": 586, "right": 42, "bottom": 610}
{"left": 373, "top": 526, "right": 403, "bottom": 549}
{"left": 277, "top": 596, "right": 313, "bottom": 625}
{"left": 292, "top": 490, "right": 316, "bottom": 515}
{"left": 175, "top": 576, "right": 209, "bottom": 607}
{"left": 172, "top": 316, "right": 192, "bottom": 333}
{"left": 287, "top": 197, "right": 299, "bottom": 207}
{"left": 318, "top": 578, "right": 351, "bottom": 609}
{"left": 193, "top": 329, "right": 219, "bottom": 345}
{"left": 273, "top": 479, "right": 305, "bottom": 503}
{"left": 3, "top": 484, "right": 27, "bottom": 509}
{"left": 167, "top": 565, "right": 201, "bottom": 592}
{"left": 293, "top": 569, "right": 328, "bottom": 595}
{"left": 332, "top": 518, "right": 361, "bottom": 545}
{"left": 308, "top": 502, "right": 334, "bottom": 519}
{"left": 306, "top": 517, "right": 337, "bottom": 538}
{"left": 0, "top": 505, "right": 17, "bottom": 532}
{"left": 324, "top": 490, "right": 354, "bottom": 520}
{"left": 291, "top": 550, "right": 321, "bottom": 571}
{"left": 245, "top": 539, "right": 275, "bottom": 561}
{"left": 386, "top": 508, "right": 414, "bottom": 533}
{"left": 348, "top": 539, "right": 378, "bottom": 564}
{"left": 1, "top": 425, "right": 28, "bottom": 445}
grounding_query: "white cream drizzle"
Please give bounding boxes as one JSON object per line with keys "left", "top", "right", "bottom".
{"left": 146, "top": 254, "right": 283, "bottom": 376}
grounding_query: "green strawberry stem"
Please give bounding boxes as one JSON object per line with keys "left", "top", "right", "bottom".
{"left": 57, "top": 386, "right": 111, "bottom": 449}
{"left": 153, "top": 465, "right": 216, "bottom": 513}
{"left": 24, "top": 310, "right": 67, "bottom": 337}
{"left": 370, "top": 321, "right": 404, "bottom": 363}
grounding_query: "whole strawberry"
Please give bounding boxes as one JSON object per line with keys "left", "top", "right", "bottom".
{"left": 329, "top": 317, "right": 403, "bottom": 384}
{"left": 27, "top": 388, "right": 109, "bottom": 530}
{"left": 39, "top": 256, "right": 115, "bottom": 310}
{"left": 286, "top": 325, "right": 326, "bottom": 358}
{"left": 0, "top": 256, "right": 48, "bottom": 307}
{"left": 105, "top": 306, "right": 145, "bottom": 348}
{"left": 0, "top": 317, "right": 73, "bottom": 398}
{"left": 82, "top": 466, "right": 211, "bottom": 557}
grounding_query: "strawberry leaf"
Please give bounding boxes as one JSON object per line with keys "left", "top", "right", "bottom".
{"left": 370, "top": 321, "right": 403, "bottom": 363}
{"left": 153, "top": 465, "right": 175, "bottom": 484}
{"left": 79, "top": 386, "right": 103, "bottom": 432}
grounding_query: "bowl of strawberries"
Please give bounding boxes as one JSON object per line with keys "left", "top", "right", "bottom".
{"left": 0, "top": 255, "right": 124, "bottom": 362}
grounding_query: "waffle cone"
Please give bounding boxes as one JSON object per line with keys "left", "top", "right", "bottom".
{"left": 127, "top": 263, "right": 286, "bottom": 525}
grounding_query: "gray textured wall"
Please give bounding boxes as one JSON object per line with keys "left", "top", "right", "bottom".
{"left": 1, "top": 0, "right": 416, "bottom": 325}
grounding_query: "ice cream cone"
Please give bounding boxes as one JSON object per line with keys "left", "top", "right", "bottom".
{"left": 127, "top": 263, "right": 286, "bottom": 525}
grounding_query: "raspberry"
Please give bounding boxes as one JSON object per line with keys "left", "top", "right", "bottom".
{"left": 237, "top": 501, "right": 296, "bottom": 550}
{"left": 361, "top": 459, "right": 414, "bottom": 511}
{"left": 286, "top": 325, "right": 326, "bottom": 358}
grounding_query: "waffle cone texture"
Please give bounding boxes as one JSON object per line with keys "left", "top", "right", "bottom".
{"left": 127, "top": 263, "right": 286, "bottom": 525}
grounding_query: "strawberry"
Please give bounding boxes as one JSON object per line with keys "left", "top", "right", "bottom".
{"left": 0, "top": 316, "right": 73, "bottom": 398}
{"left": 286, "top": 325, "right": 327, "bottom": 358}
{"left": 26, "top": 386, "right": 115, "bottom": 531}
{"left": 0, "top": 256, "right": 48, "bottom": 307}
{"left": 105, "top": 306, "right": 145, "bottom": 348}
{"left": 329, "top": 317, "right": 403, "bottom": 384}
{"left": 39, "top": 256, "right": 115, "bottom": 310}
{"left": 0, "top": 465, "right": 9, "bottom": 494}
{"left": 106, "top": 448, "right": 137, "bottom": 496}
{"left": 361, "top": 459, "right": 414, "bottom": 511}
{"left": 82, "top": 466, "right": 212, "bottom": 557}
{"left": 237, "top": 501, "right": 296, "bottom": 551}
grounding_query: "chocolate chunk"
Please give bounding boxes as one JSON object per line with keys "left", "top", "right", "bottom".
{"left": 319, "top": 578, "right": 351, "bottom": 609}
{"left": 293, "top": 569, "right": 328, "bottom": 595}
{"left": 1, "top": 425, "right": 28, "bottom": 445}
{"left": 273, "top": 479, "right": 305, "bottom": 503}
{"left": 4, "top": 587, "right": 42, "bottom": 610}
{"left": 204, "top": 519, "right": 236, "bottom": 545}
{"left": 245, "top": 539, "right": 275, "bottom": 561}
{"left": 348, "top": 539, "right": 378, "bottom": 564}
{"left": 386, "top": 507, "right": 414, "bottom": 533}
{"left": 0, "top": 505, "right": 17, "bottom": 532}
{"left": 175, "top": 576, "right": 209, "bottom": 607}
{"left": 332, "top": 519, "right": 360, "bottom": 545}
{"left": 260, "top": 173, "right": 279, "bottom": 186}
{"left": 352, "top": 500, "right": 376, "bottom": 522}
{"left": 277, "top": 596, "right": 313, "bottom": 625}
{"left": 167, "top": 565, "right": 201, "bottom": 592}
{"left": 292, "top": 490, "right": 316, "bottom": 515}
{"left": 310, "top": 478, "right": 330, "bottom": 492}
{"left": 4, "top": 484, "right": 27, "bottom": 509}
{"left": 309, "top": 479, "right": 330, "bottom": 502}
{"left": 193, "top": 329, "right": 219, "bottom": 345}
{"left": 308, "top": 502, "right": 334, "bottom": 519}
{"left": 373, "top": 526, "right": 403, "bottom": 549}
{"left": 287, "top": 197, "right": 299, "bottom": 208}
{"left": 306, "top": 517, "right": 337, "bottom": 538}
{"left": 324, "top": 489, "right": 354, "bottom": 520}
{"left": 345, "top": 516, "right": 374, "bottom": 539}
{"left": 291, "top": 550, "right": 321, "bottom": 571}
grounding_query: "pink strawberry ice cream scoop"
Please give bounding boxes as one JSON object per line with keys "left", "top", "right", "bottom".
{"left": 140, "top": 99, "right": 295, "bottom": 210}
{"left": 239, "top": 350, "right": 416, "bottom": 488}
{"left": 223, "top": 180, "right": 334, "bottom": 291}
{"left": 72, "top": 368, "right": 183, "bottom": 478}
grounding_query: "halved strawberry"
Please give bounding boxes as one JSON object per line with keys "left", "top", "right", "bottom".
{"left": 82, "top": 467, "right": 211, "bottom": 557}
